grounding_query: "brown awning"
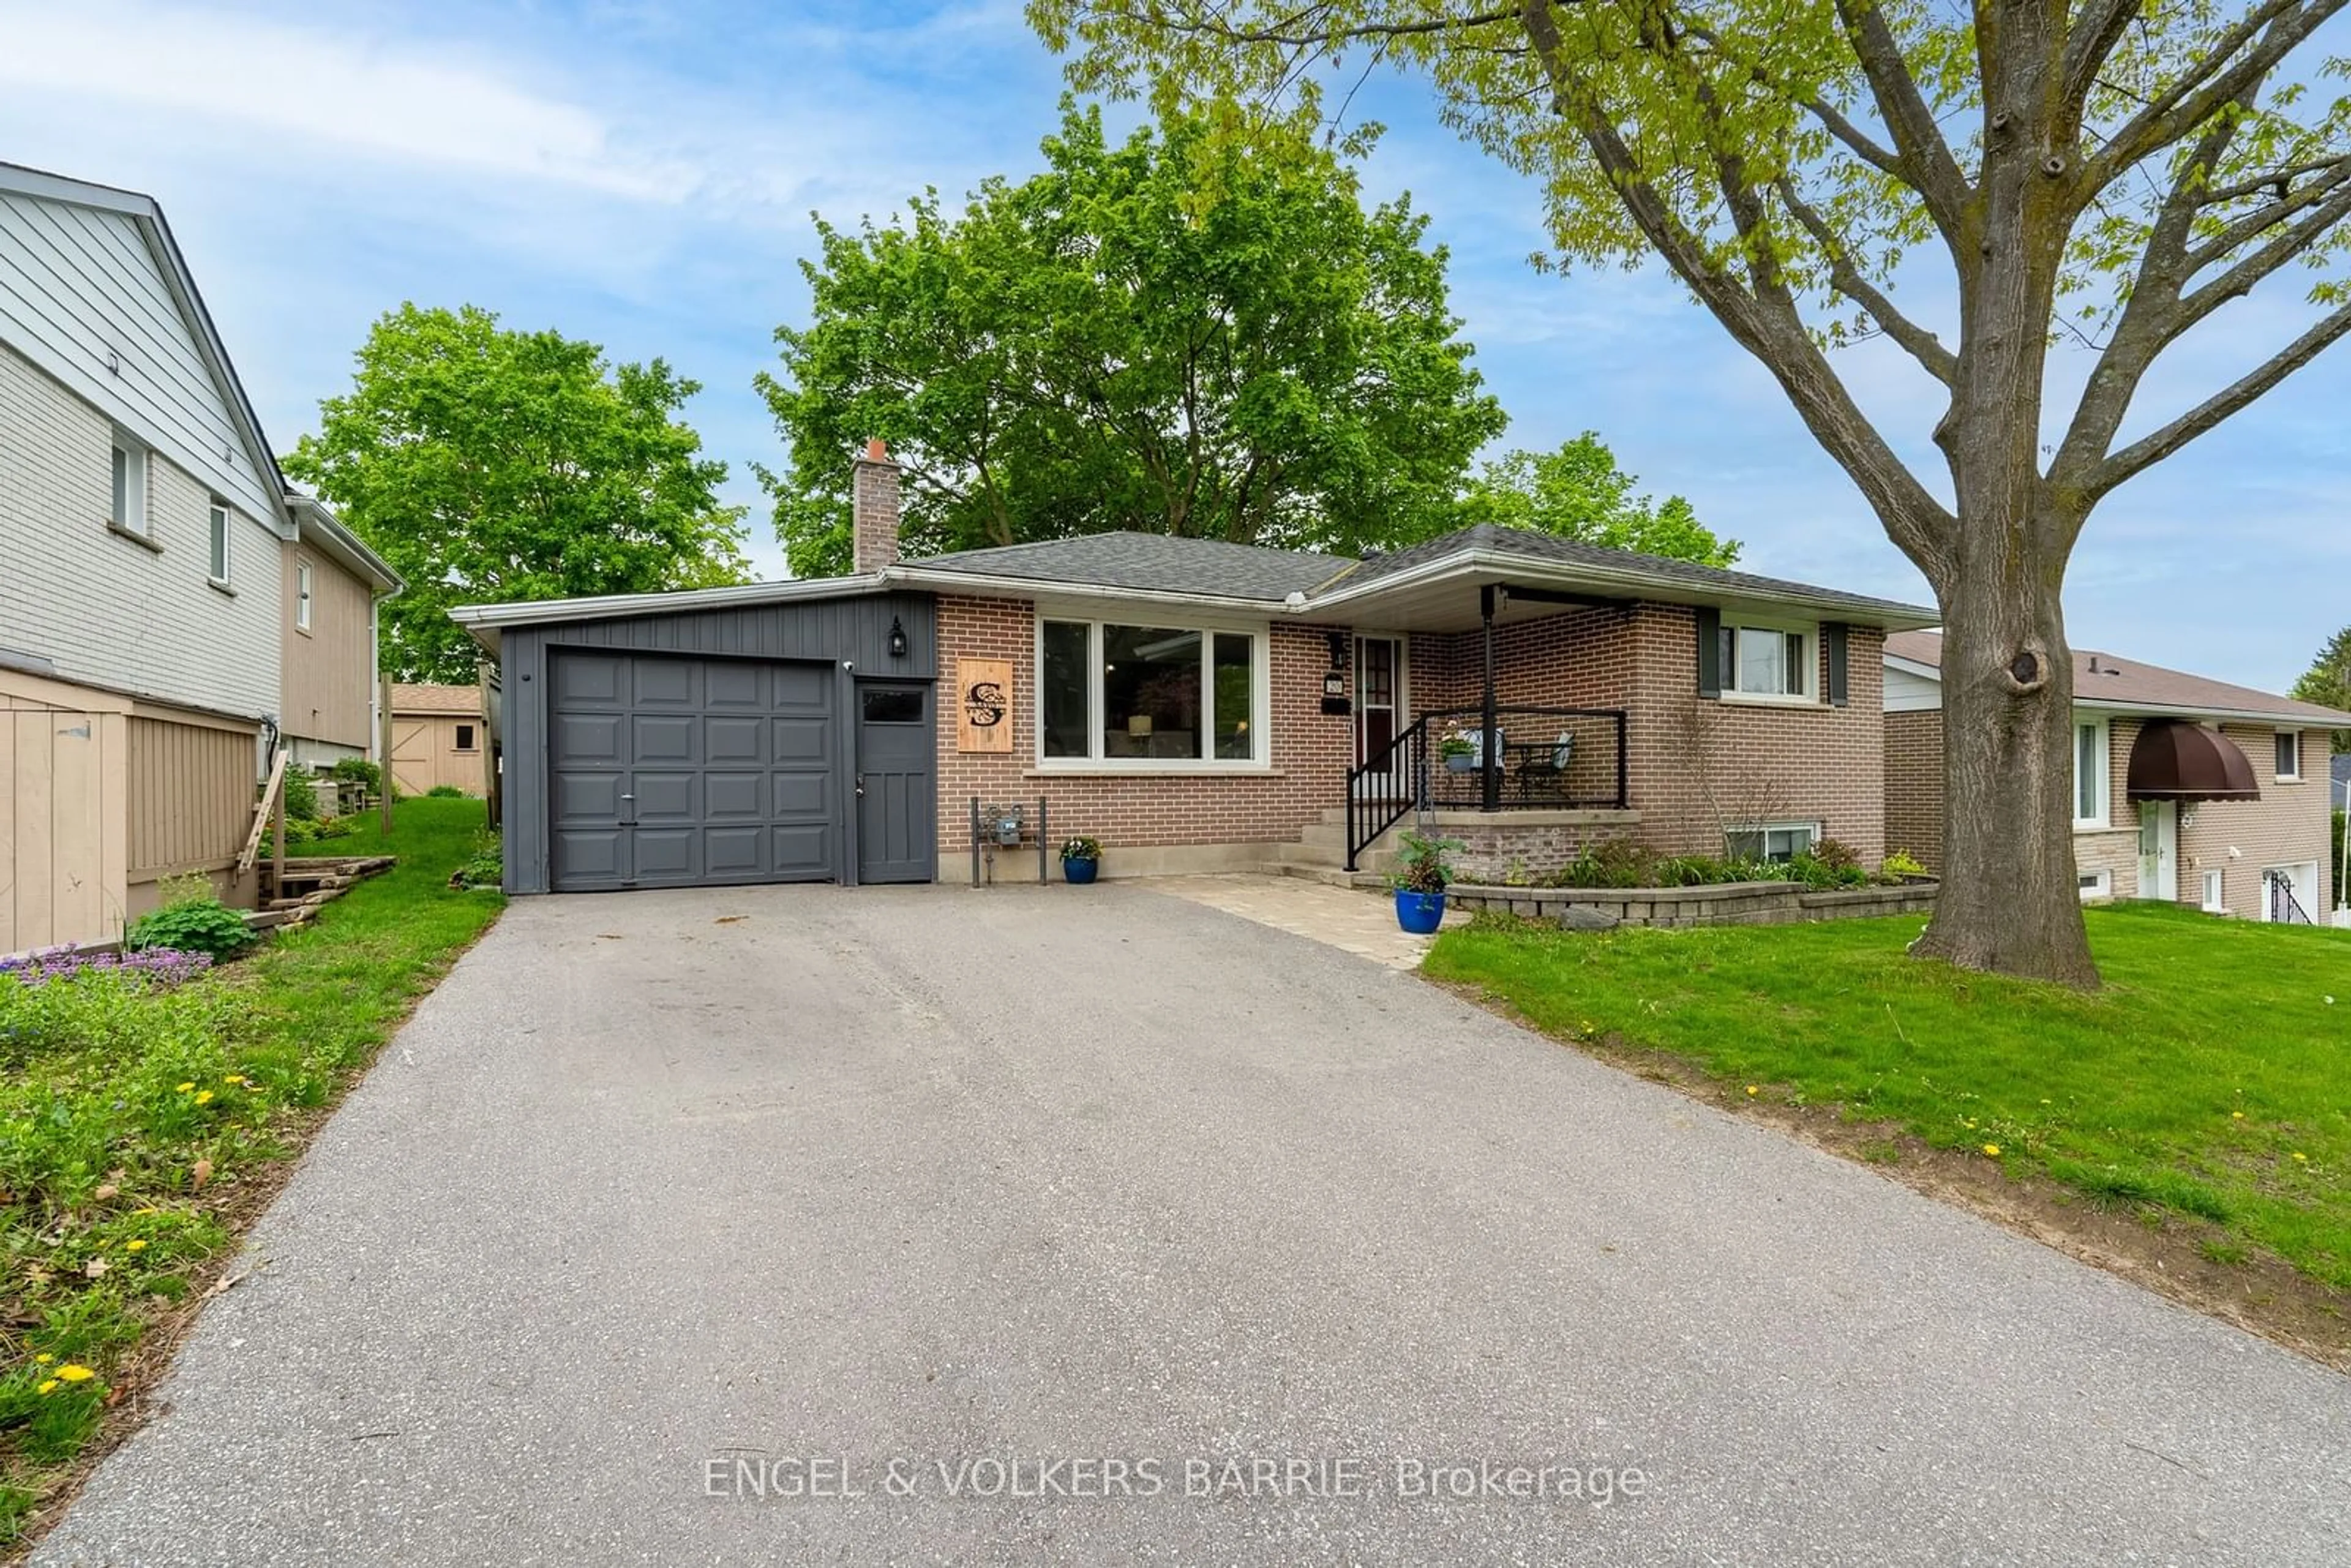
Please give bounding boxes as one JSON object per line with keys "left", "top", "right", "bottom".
{"left": 2126, "top": 720, "right": 2260, "bottom": 802}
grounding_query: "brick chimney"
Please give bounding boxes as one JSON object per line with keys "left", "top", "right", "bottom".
{"left": 852, "top": 438, "right": 901, "bottom": 574}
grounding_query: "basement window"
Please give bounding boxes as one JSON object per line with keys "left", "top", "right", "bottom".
{"left": 1727, "top": 822, "right": 1818, "bottom": 864}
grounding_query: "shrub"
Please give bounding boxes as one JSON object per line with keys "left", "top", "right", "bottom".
{"left": 425, "top": 784, "right": 467, "bottom": 798}
{"left": 451, "top": 834, "right": 503, "bottom": 891}
{"left": 280, "top": 771, "right": 321, "bottom": 823}
{"left": 1810, "top": 836, "right": 1860, "bottom": 872}
{"left": 125, "top": 896, "right": 257, "bottom": 962}
{"left": 1881, "top": 849, "right": 1930, "bottom": 881}
{"left": 1389, "top": 830, "right": 1461, "bottom": 894}
{"left": 329, "top": 757, "right": 382, "bottom": 793}
{"left": 283, "top": 816, "right": 356, "bottom": 849}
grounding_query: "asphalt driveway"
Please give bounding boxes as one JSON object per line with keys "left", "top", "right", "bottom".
{"left": 36, "top": 883, "right": 2351, "bottom": 1566}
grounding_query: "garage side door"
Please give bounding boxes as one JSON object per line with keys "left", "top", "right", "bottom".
{"left": 548, "top": 651, "right": 835, "bottom": 892}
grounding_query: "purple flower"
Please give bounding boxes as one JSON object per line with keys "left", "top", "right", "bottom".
{"left": 0, "top": 945, "right": 213, "bottom": 989}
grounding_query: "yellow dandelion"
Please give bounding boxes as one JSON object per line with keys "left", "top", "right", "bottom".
{"left": 55, "top": 1365, "right": 94, "bottom": 1382}
{"left": 1745, "top": 1085, "right": 1759, "bottom": 1097}
{"left": 37, "top": 1379, "right": 57, "bottom": 1395}
{"left": 2292, "top": 1152, "right": 2309, "bottom": 1163}
{"left": 34, "top": 1354, "right": 51, "bottom": 1365}
{"left": 175, "top": 1082, "right": 195, "bottom": 1094}
{"left": 194, "top": 1090, "right": 214, "bottom": 1106}
{"left": 223, "top": 1075, "right": 246, "bottom": 1086}
{"left": 2231, "top": 1111, "right": 2244, "bottom": 1120}
{"left": 1982, "top": 1143, "right": 2001, "bottom": 1157}
{"left": 125, "top": 1239, "right": 148, "bottom": 1253}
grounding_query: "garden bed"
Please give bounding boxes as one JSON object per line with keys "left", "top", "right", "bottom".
{"left": 1447, "top": 877, "right": 1937, "bottom": 928}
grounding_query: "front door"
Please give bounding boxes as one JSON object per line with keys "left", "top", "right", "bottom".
{"left": 1354, "top": 636, "right": 1405, "bottom": 797}
{"left": 855, "top": 683, "right": 936, "bottom": 883}
{"left": 2136, "top": 800, "right": 2177, "bottom": 901}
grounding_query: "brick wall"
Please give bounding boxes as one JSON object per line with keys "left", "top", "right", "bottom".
{"left": 1882, "top": 707, "right": 2335, "bottom": 919}
{"left": 933, "top": 596, "right": 1353, "bottom": 861}
{"left": 1412, "top": 604, "right": 1886, "bottom": 863}
{"left": 2180, "top": 724, "right": 2335, "bottom": 918}
{"left": 1884, "top": 708, "right": 1943, "bottom": 864}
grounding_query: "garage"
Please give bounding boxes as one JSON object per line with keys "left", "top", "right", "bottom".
{"left": 463, "top": 586, "right": 939, "bottom": 894}
{"left": 549, "top": 651, "right": 839, "bottom": 891}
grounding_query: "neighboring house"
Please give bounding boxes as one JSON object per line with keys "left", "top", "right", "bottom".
{"left": 1884, "top": 632, "right": 2347, "bottom": 923}
{"left": 452, "top": 443, "right": 1935, "bottom": 896}
{"left": 389, "top": 684, "right": 488, "bottom": 797}
{"left": 283, "top": 491, "right": 400, "bottom": 769}
{"left": 2333, "top": 753, "right": 2349, "bottom": 812}
{"left": 0, "top": 162, "right": 397, "bottom": 954}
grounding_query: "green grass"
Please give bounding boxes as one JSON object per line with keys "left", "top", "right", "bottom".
{"left": 0, "top": 798, "right": 501, "bottom": 1544}
{"left": 1426, "top": 904, "right": 2351, "bottom": 1289}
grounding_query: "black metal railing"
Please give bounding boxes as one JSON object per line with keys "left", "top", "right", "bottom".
{"left": 1343, "top": 707, "right": 1629, "bottom": 871}
{"left": 2269, "top": 870, "right": 2314, "bottom": 925}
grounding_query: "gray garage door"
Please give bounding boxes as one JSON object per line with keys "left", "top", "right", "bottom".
{"left": 549, "top": 651, "right": 835, "bottom": 891}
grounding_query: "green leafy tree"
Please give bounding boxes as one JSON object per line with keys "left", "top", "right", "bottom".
{"left": 287, "top": 304, "right": 750, "bottom": 681}
{"left": 758, "top": 102, "right": 1506, "bottom": 577}
{"left": 2290, "top": 626, "right": 2351, "bottom": 749}
{"left": 1460, "top": 433, "right": 1740, "bottom": 566}
{"left": 1031, "top": 2, "right": 2351, "bottom": 987}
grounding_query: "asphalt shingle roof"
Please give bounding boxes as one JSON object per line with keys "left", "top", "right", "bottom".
{"left": 1330, "top": 523, "right": 1930, "bottom": 618}
{"left": 1886, "top": 631, "right": 2351, "bottom": 726}
{"left": 912, "top": 532, "right": 1344, "bottom": 601}
{"left": 914, "top": 525, "right": 1930, "bottom": 620}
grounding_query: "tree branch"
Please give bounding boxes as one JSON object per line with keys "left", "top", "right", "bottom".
{"left": 1832, "top": 0, "right": 1972, "bottom": 238}
{"left": 1775, "top": 178, "right": 1959, "bottom": 384}
{"left": 2082, "top": 0, "right": 2347, "bottom": 193}
{"left": 2089, "top": 301, "right": 2351, "bottom": 497}
{"left": 2061, "top": 0, "right": 2148, "bottom": 108}
{"left": 1516, "top": 0, "right": 1955, "bottom": 577}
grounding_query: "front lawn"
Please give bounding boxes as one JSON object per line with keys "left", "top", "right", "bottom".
{"left": 1427, "top": 904, "right": 2351, "bottom": 1291}
{"left": 0, "top": 798, "right": 502, "bottom": 1545}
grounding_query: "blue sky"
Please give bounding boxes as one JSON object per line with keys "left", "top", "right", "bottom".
{"left": 2, "top": 0, "right": 2345, "bottom": 692}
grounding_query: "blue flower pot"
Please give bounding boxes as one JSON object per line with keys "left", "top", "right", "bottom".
{"left": 1393, "top": 888, "right": 1445, "bottom": 934}
{"left": 1062, "top": 857, "right": 1100, "bottom": 885}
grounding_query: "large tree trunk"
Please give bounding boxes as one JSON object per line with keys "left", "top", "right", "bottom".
{"left": 1911, "top": 567, "right": 2099, "bottom": 986}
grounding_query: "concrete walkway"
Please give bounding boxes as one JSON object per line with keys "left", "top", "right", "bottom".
{"left": 1146, "top": 871, "right": 1466, "bottom": 969}
{"left": 34, "top": 883, "right": 2351, "bottom": 1566}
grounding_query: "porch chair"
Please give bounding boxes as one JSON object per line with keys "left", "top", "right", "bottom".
{"left": 1518, "top": 731, "right": 1577, "bottom": 802}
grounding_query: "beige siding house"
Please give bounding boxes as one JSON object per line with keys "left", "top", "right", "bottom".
{"left": 282, "top": 494, "right": 397, "bottom": 768}
{"left": 390, "top": 685, "right": 488, "bottom": 797}
{"left": 0, "top": 162, "right": 398, "bottom": 953}
{"left": 1885, "top": 632, "right": 2347, "bottom": 923}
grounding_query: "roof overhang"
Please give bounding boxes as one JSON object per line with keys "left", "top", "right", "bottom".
{"left": 2127, "top": 720, "right": 2260, "bottom": 802}
{"left": 286, "top": 494, "right": 401, "bottom": 595}
{"left": 1305, "top": 547, "right": 1937, "bottom": 634}
{"left": 447, "top": 573, "right": 896, "bottom": 656}
{"left": 1888, "top": 655, "right": 2347, "bottom": 729}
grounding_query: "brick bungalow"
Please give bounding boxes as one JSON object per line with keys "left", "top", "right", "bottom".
{"left": 1885, "top": 632, "right": 2349, "bottom": 922}
{"left": 453, "top": 445, "right": 1936, "bottom": 894}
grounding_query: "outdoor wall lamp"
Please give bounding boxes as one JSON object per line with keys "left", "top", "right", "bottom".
{"left": 887, "top": 616, "right": 909, "bottom": 658}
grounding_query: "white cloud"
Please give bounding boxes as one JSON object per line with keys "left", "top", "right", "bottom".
{"left": 0, "top": 0, "right": 690, "bottom": 198}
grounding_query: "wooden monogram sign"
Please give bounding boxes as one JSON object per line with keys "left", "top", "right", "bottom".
{"left": 956, "top": 658, "right": 1013, "bottom": 754}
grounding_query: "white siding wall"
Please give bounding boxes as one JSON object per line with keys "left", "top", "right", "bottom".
{"left": 0, "top": 340, "right": 282, "bottom": 724}
{"left": 0, "top": 190, "right": 278, "bottom": 520}
{"left": 1882, "top": 665, "right": 1944, "bottom": 713}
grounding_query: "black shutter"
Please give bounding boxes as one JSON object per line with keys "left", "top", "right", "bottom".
{"left": 1696, "top": 607, "right": 1722, "bottom": 697}
{"left": 1824, "top": 622, "right": 1850, "bottom": 707}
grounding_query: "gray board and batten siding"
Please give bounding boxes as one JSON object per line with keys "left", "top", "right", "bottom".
{"left": 498, "top": 591, "right": 937, "bottom": 894}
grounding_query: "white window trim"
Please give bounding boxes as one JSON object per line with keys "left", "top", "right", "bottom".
{"left": 2079, "top": 867, "right": 2112, "bottom": 902}
{"left": 295, "top": 560, "right": 315, "bottom": 633}
{"left": 108, "top": 433, "right": 150, "bottom": 538}
{"left": 2274, "top": 729, "right": 2302, "bottom": 783}
{"left": 2200, "top": 868, "right": 2226, "bottom": 913}
{"left": 1719, "top": 616, "right": 1818, "bottom": 703}
{"left": 2072, "top": 716, "right": 2110, "bottom": 830}
{"left": 1727, "top": 819, "right": 1822, "bottom": 863}
{"left": 207, "top": 498, "right": 232, "bottom": 587}
{"left": 1032, "top": 610, "right": 1273, "bottom": 773}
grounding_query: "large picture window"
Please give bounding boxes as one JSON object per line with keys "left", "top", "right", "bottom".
{"left": 1039, "top": 617, "right": 1264, "bottom": 765}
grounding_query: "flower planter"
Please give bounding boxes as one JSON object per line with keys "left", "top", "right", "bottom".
{"left": 1442, "top": 753, "right": 1477, "bottom": 773}
{"left": 1062, "top": 857, "right": 1100, "bottom": 885}
{"left": 1393, "top": 888, "right": 1446, "bottom": 934}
